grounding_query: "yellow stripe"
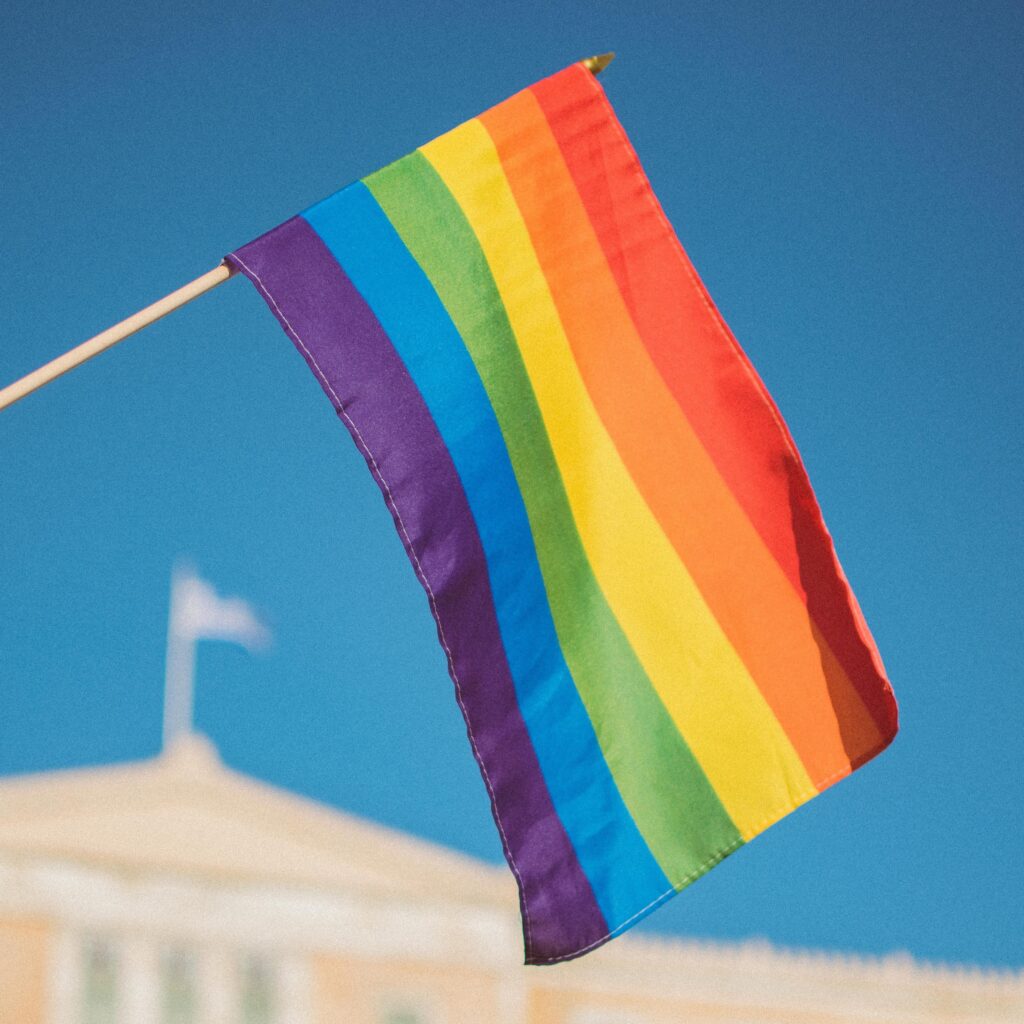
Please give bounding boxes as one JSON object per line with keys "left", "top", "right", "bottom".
{"left": 421, "top": 120, "right": 815, "bottom": 838}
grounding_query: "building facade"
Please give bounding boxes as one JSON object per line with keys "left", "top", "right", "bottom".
{"left": 0, "top": 736, "right": 1019, "bottom": 1024}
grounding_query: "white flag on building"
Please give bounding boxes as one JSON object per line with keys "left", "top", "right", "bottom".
{"left": 171, "top": 569, "right": 271, "bottom": 651}
{"left": 164, "top": 564, "right": 271, "bottom": 748}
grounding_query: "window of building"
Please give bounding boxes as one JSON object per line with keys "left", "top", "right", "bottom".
{"left": 81, "top": 937, "right": 119, "bottom": 1024}
{"left": 239, "top": 953, "right": 276, "bottom": 1024}
{"left": 161, "top": 947, "right": 199, "bottom": 1024}
{"left": 382, "top": 1007, "right": 426, "bottom": 1024}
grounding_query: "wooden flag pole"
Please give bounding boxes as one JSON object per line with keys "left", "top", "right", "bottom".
{"left": 0, "top": 53, "right": 614, "bottom": 414}
{"left": 0, "top": 263, "right": 234, "bottom": 412}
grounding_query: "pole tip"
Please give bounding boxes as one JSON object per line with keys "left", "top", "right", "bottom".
{"left": 582, "top": 52, "right": 616, "bottom": 75}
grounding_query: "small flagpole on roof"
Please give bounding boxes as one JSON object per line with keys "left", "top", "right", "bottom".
{"left": 0, "top": 53, "right": 614, "bottom": 414}
{"left": 163, "top": 562, "right": 271, "bottom": 750}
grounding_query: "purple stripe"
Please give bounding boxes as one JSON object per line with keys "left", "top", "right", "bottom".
{"left": 227, "top": 217, "right": 608, "bottom": 963}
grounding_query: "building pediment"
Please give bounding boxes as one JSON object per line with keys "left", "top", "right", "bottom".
{"left": 0, "top": 734, "right": 511, "bottom": 908}
{"left": 0, "top": 737, "right": 1021, "bottom": 1023}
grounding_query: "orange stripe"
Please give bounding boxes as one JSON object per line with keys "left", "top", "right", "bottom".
{"left": 531, "top": 65, "right": 897, "bottom": 745}
{"left": 480, "top": 88, "right": 885, "bottom": 784}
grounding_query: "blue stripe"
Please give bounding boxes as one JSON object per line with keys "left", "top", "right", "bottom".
{"left": 303, "top": 182, "right": 670, "bottom": 925}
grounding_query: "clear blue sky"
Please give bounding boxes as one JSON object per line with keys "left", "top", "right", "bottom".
{"left": 1, "top": 1, "right": 1021, "bottom": 968}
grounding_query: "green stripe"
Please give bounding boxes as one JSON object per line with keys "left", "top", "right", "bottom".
{"left": 366, "top": 151, "right": 742, "bottom": 882}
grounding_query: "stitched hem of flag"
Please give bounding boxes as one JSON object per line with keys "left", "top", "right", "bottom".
{"left": 226, "top": 248, "right": 542, "bottom": 959}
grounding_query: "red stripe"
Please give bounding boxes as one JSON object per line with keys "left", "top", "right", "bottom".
{"left": 532, "top": 64, "right": 897, "bottom": 741}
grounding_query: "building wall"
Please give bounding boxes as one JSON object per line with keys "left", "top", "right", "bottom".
{"left": 313, "top": 955, "right": 509, "bottom": 1024}
{"left": 0, "top": 916, "right": 50, "bottom": 1024}
{"left": 530, "top": 985, "right": 700, "bottom": 1024}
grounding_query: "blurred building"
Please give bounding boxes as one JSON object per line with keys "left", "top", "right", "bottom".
{"left": 0, "top": 735, "right": 1020, "bottom": 1024}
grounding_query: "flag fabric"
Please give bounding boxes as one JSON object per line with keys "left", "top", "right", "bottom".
{"left": 227, "top": 61, "right": 898, "bottom": 964}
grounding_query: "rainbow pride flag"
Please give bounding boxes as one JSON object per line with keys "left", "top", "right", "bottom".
{"left": 228, "top": 61, "right": 898, "bottom": 964}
